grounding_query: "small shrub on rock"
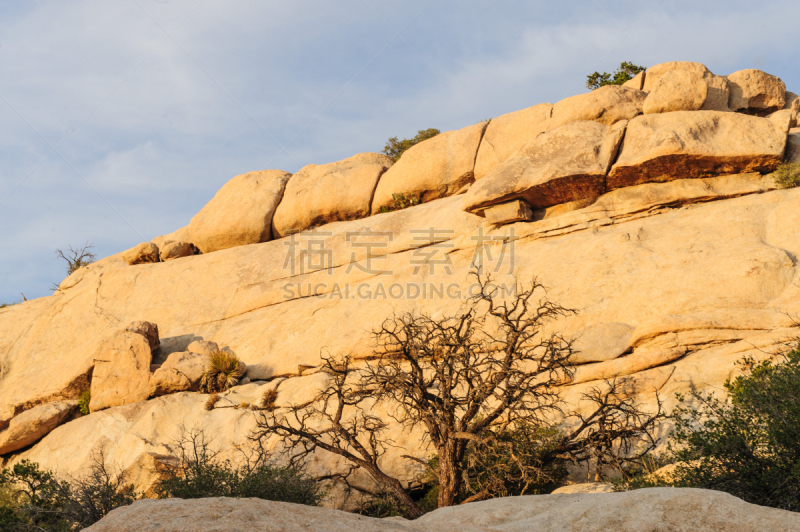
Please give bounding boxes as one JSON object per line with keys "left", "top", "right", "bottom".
{"left": 200, "top": 351, "right": 245, "bottom": 393}
{"left": 774, "top": 162, "right": 800, "bottom": 189}
{"left": 377, "top": 193, "right": 421, "bottom": 213}
{"left": 381, "top": 129, "right": 440, "bottom": 162}
{"left": 155, "top": 430, "right": 321, "bottom": 505}
{"left": 587, "top": 61, "right": 646, "bottom": 90}
{"left": 78, "top": 390, "right": 91, "bottom": 416}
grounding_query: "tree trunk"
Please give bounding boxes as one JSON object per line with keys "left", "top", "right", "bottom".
{"left": 373, "top": 470, "right": 423, "bottom": 518}
{"left": 437, "top": 444, "right": 461, "bottom": 508}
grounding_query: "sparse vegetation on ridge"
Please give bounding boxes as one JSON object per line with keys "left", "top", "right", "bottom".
{"left": 77, "top": 390, "right": 91, "bottom": 416}
{"left": 587, "top": 61, "right": 646, "bottom": 90}
{"left": 377, "top": 193, "right": 421, "bottom": 213}
{"left": 381, "top": 128, "right": 440, "bottom": 162}
{"left": 55, "top": 243, "right": 96, "bottom": 277}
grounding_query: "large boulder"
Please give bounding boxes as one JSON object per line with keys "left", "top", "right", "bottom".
{"left": 784, "top": 91, "right": 799, "bottom": 128}
{"left": 643, "top": 69, "right": 707, "bottom": 114}
{"left": 124, "top": 321, "right": 160, "bottom": 352}
{"left": 189, "top": 170, "right": 291, "bottom": 253}
{"left": 608, "top": 111, "right": 786, "bottom": 189}
{"left": 121, "top": 242, "right": 159, "bottom": 265}
{"left": 727, "top": 69, "right": 786, "bottom": 116}
{"left": 473, "top": 103, "right": 553, "bottom": 180}
{"left": 462, "top": 120, "right": 626, "bottom": 213}
{"left": 642, "top": 61, "right": 730, "bottom": 112}
{"left": 89, "top": 330, "right": 153, "bottom": 413}
{"left": 148, "top": 351, "right": 206, "bottom": 397}
{"left": 0, "top": 400, "right": 77, "bottom": 455}
{"left": 550, "top": 85, "right": 645, "bottom": 128}
{"left": 371, "top": 122, "right": 487, "bottom": 213}
{"left": 274, "top": 153, "right": 393, "bottom": 237}
{"left": 84, "top": 488, "right": 800, "bottom": 532}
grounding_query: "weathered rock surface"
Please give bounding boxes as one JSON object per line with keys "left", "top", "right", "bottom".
{"left": 463, "top": 120, "right": 625, "bottom": 212}
{"left": 121, "top": 452, "right": 181, "bottom": 498}
{"left": 643, "top": 69, "right": 707, "bottom": 114}
{"left": 85, "top": 489, "right": 800, "bottom": 532}
{"left": 148, "top": 351, "right": 205, "bottom": 397}
{"left": 786, "top": 128, "right": 800, "bottom": 163}
{"left": 570, "top": 322, "right": 634, "bottom": 364}
{"left": 273, "top": 154, "right": 392, "bottom": 237}
{"left": 151, "top": 226, "right": 190, "bottom": 250}
{"left": 0, "top": 400, "right": 76, "bottom": 455}
{"left": 158, "top": 241, "right": 193, "bottom": 261}
{"left": 121, "top": 242, "right": 159, "bottom": 265}
{"left": 187, "top": 340, "right": 219, "bottom": 356}
{"left": 371, "top": 122, "right": 487, "bottom": 213}
{"left": 550, "top": 85, "right": 645, "bottom": 128}
{"left": 608, "top": 111, "right": 786, "bottom": 189}
{"left": 89, "top": 330, "right": 153, "bottom": 413}
{"left": 727, "top": 69, "right": 786, "bottom": 116}
{"left": 785, "top": 91, "right": 799, "bottom": 128}
{"left": 473, "top": 104, "right": 553, "bottom": 180}
{"left": 622, "top": 70, "right": 645, "bottom": 90}
{"left": 551, "top": 482, "right": 614, "bottom": 494}
{"left": 189, "top": 170, "right": 291, "bottom": 253}
{"left": 125, "top": 321, "right": 160, "bottom": 352}
{"left": 484, "top": 200, "right": 534, "bottom": 225}
{"left": 642, "top": 61, "right": 730, "bottom": 112}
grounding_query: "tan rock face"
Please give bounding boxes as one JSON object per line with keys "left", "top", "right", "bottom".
{"left": 273, "top": 154, "right": 392, "bottom": 237}
{"left": 121, "top": 452, "right": 181, "bottom": 499}
{"left": 187, "top": 340, "right": 220, "bottom": 356}
{"left": 151, "top": 226, "right": 190, "bottom": 250}
{"left": 89, "top": 331, "right": 152, "bottom": 413}
{"left": 786, "top": 128, "right": 800, "bottom": 163}
{"left": 643, "top": 70, "right": 707, "bottom": 114}
{"left": 608, "top": 111, "right": 786, "bottom": 189}
{"left": 728, "top": 69, "right": 786, "bottom": 116}
{"left": 785, "top": 92, "right": 800, "bottom": 128}
{"left": 622, "top": 70, "right": 645, "bottom": 90}
{"left": 473, "top": 104, "right": 553, "bottom": 180}
{"left": 371, "top": 122, "right": 487, "bottom": 214}
{"left": 159, "top": 241, "right": 194, "bottom": 261}
{"left": 550, "top": 85, "right": 645, "bottom": 128}
{"left": 483, "top": 200, "right": 534, "bottom": 225}
{"left": 0, "top": 400, "right": 76, "bottom": 455}
{"left": 148, "top": 351, "right": 205, "bottom": 397}
{"left": 124, "top": 321, "right": 160, "bottom": 352}
{"left": 121, "top": 242, "right": 159, "bottom": 265}
{"left": 189, "top": 170, "right": 292, "bottom": 253}
{"left": 571, "top": 322, "right": 634, "bottom": 364}
{"left": 462, "top": 120, "right": 626, "bottom": 212}
{"left": 643, "top": 61, "right": 730, "bottom": 112}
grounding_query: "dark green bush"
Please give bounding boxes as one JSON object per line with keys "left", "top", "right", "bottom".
{"left": 78, "top": 390, "right": 91, "bottom": 416}
{"left": 155, "top": 431, "right": 321, "bottom": 506}
{"left": 774, "top": 162, "right": 800, "bottom": 189}
{"left": 616, "top": 342, "right": 800, "bottom": 511}
{"left": 382, "top": 129, "right": 440, "bottom": 162}
{"left": 0, "top": 456, "right": 134, "bottom": 531}
{"left": 587, "top": 61, "right": 646, "bottom": 90}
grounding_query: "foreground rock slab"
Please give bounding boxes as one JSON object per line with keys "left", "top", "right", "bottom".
{"left": 0, "top": 400, "right": 76, "bottom": 455}
{"left": 85, "top": 488, "right": 800, "bottom": 532}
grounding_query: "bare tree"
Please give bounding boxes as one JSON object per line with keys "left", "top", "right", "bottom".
{"left": 252, "top": 270, "right": 664, "bottom": 516}
{"left": 55, "top": 242, "right": 96, "bottom": 276}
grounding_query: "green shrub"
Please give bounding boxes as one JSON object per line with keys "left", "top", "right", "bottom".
{"left": 774, "top": 162, "right": 800, "bottom": 189}
{"left": 587, "top": 61, "right": 646, "bottom": 90}
{"left": 0, "top": 456, "right": 135, "bottom": 531}
{"left": 200, "top": 351, "right": 245, "bottom": 393}
{"left": 382, "top": 129, "right": 440, "bottom": 162}
{"left": 78, "top": 390, "right": 91, "bottom": 416}
{"left": 377, "top": 193, "right": 421, "bottom": 213}
{"left": 616, "top": 342, "right": 800, "bottom": 511}
{"left": 155, "top": 431, "right": 321, "bottom": 505}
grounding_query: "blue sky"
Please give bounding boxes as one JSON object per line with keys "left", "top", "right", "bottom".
{"left": 1, "top": 0, "right": 799, "bottom": 303}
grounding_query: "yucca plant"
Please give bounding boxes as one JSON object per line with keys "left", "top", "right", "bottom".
{"left": 200, "top": 351, "right": 246, "bottom": 393}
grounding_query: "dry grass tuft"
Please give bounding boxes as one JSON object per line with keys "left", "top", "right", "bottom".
{"left": 205, "top": 393, "right": 220, "bottom": 411}
{"left": 200, "top": 350, "right": 245, "bottom": 393}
